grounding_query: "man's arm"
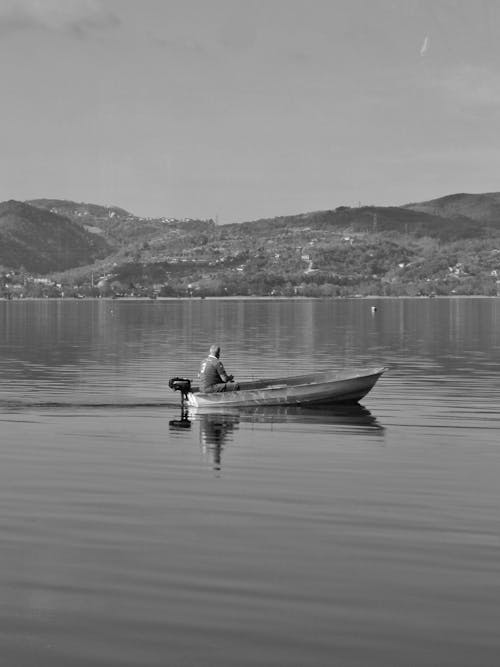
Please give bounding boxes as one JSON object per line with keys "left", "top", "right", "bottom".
{"left": 216, "top": 359, "right": 233, "bottom": 382}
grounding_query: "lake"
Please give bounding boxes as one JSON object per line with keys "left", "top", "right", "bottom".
{"left": 1, "top": 297, "right": 499, "bottom": 666}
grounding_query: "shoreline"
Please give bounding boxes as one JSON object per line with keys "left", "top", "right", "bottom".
{"left": 2, "top": 295, "right": 499, "bottom": 302}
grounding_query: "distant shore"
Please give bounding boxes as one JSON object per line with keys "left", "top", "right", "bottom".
{"left": 2, "top": 294, "right": 499, "bottom": 302}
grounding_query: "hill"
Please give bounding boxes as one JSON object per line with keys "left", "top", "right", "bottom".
{"left": 0, "top": 200, "right": 110, "bottom": 274}
{"left": 404, "top": 192, "right": 500, "bottom": 225}
{"left": 27, "top": 198, "right": 215, "bottom": 247}
{"left": 27, "top": 198, "right": 132, "bottom": 222}
{"left": 230, "top": 204, "right": 490, "bottom": 241}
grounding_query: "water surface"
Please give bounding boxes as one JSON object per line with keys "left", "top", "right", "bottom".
{"left": 1, "top": 298, "right": 499, "bottom": 666}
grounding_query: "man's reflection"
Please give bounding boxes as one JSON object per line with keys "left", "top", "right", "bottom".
{"left": 199, "top": 412, "right": 239, "bottom": 471}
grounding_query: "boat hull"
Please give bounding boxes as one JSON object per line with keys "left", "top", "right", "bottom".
{"left": 185, "top": 367, "right": 386, "bottom": 408}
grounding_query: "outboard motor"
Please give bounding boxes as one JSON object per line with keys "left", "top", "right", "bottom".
{"left": 168, "top": 377, "right": 192, "bottom": 404}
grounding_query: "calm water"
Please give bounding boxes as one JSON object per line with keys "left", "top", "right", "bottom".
{"left": 1, "top": 298, "right": 499, "bottom": 666}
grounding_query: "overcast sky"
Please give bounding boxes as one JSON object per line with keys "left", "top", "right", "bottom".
{"left": 1, "top": 0, "right": 499, "bottom": 222}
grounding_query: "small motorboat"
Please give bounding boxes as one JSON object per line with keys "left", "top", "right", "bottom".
{"left": 169, "top": 366, "right": 386, "bottom": 409}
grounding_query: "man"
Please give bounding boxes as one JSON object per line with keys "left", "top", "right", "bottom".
{"left": 199, "top": 344, "right": 239, "bottom": 393}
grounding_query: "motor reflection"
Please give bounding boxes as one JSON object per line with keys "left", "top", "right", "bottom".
{"left": 168, "top": 409, "right": 191, "bottom": 430}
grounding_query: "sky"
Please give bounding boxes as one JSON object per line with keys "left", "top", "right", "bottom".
{"left": 1, "top": 0, "right": 500, "bottom": 223}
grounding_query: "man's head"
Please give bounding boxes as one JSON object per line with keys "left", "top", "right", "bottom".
{"left": 209, "top": 344, "right": 220, "bottom": 358}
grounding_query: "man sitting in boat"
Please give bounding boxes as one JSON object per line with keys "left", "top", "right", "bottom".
{"left": 199, "top": 344, "right": 239, "bottom": 393}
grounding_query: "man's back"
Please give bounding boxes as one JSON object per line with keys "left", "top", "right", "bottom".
{"left": 199, "top": 355, "right": 227, "bottom": 392}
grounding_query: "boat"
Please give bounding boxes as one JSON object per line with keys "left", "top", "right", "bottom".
{"left": 168, "top": 366, "right": 386, "bottom": 409}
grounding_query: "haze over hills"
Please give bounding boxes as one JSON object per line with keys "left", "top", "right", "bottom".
{"left": 1, "top": 192, "right": 500, "bottom": 297}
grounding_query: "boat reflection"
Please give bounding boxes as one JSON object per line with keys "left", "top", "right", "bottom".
{"left": 169, "top": 403, "right": 384, "bottom": 471}
{"left": 191, "top": 403, "right": 383, "bottom": 431}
